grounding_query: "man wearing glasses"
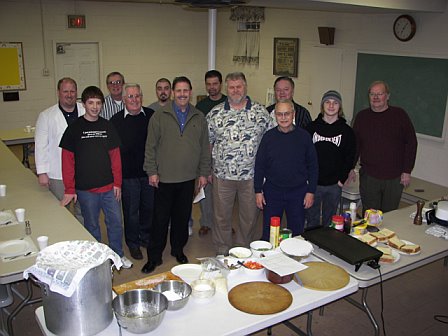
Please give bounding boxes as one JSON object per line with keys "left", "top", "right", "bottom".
{"left": 267, "top": 76, "right": 312, "bottom": 129}
{"left": 110, "top": 84, "right": 155, "bottom": 261}
{"left": 254, "top": 100, "right": 318, "bottom": 240}
{"left": 353, "top": 80, "right": 417, "bottom": 214}
{"left": 101, "top": 71, "right": 125, "bottom": 120}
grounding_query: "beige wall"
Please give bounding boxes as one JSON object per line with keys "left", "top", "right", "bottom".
{"left": 1, "top": 0, "right": 447, "bottom": 186}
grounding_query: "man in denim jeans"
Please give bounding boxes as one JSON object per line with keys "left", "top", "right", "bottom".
{"left": 111, "top": 83, "right": 154, "bottom": 260}
{"left": 60, "top": 86, "right": 132, "bottom": 269}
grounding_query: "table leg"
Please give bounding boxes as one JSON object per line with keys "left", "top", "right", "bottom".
{"left": 282, "top": 311, "right": 313, "bottom": 336}
{"left": 6, "top": 280, "right": 42, "bottom": 336}
{"left": 21, "top": 144, "right": 30, "bottom": 168}
{"left": 345, "top": 288, "right": 379, "bottom": 336}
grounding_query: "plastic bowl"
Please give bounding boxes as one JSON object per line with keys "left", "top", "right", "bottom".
{"left": 250, "top": 240, "right": 273, "bottom": 257}
{"left": 190, "top": 279, "right": 216, "bottom": 299}
{"left": 242, "top": 259, "right": 265, "bottom": 277}
{"left": 266, "top": 270, "right": 294, "bottom": 284}
{"left": 152, "top": 280, "right": 191, "bottom": 311}
{"left": 112, "top": 289, "right": 168, "bottom": 334}
{"left": 228, "top": 246, "right": 252, "bottom": 259}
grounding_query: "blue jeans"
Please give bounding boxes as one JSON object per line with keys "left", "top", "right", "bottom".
{"left": 121, "top": 177, "right": 154, "bottom": 249}
{"left": 306, "top": 184, "right": 342, "bottom": 229}
{"left": 77, "top": 189, "right": 124, "bottom": 257}
{"left": 261, "top": 182, "right": 307, "bottom": 241}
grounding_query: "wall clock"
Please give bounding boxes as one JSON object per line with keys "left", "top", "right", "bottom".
{"left": 393, "top": 15, "right": 416, "bottom": 42}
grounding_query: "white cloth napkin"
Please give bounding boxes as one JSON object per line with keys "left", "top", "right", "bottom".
{"left": 23, "top": 240, "right": 121, "bottom": 297}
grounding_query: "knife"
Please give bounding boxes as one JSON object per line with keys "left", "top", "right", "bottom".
{"left": 4, "top": 251, "right": 36, "bottom": 260}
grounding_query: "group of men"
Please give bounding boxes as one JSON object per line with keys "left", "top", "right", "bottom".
{"left": 34, "top": 69, "right": 417, "bottom": 274}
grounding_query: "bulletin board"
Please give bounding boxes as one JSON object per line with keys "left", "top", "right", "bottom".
{"left": 354, "top": 53, "right": 448, "bottom": 140}
{"left": 0, "top": 42, "right": 26, "bottom": 91}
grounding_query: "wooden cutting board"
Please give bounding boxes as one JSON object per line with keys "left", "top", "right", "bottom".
{"left": 296, "top": 262, "right": 349, "bottom": 291}
{"left": 113, "top": 271, "right": 182, "bottom": 295}
{"left": 228, "top": 281, "right": 293, "bottom": 315}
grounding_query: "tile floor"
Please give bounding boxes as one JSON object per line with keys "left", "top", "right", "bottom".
{"left": 4, "top": 145, "right": 448, "bottom": 336}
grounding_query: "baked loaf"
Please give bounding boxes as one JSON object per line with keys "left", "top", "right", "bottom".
{"left": 358, "top": 233, "right": 377, "bottom": 245}
{"left": 370, "top": 228, "right": 396, "bottom": 242}
{"left": 400, "top": 244, "right": 421, "bottom": 254}
{"left": 388, "top": 236, "right": 405, "bottom": 249}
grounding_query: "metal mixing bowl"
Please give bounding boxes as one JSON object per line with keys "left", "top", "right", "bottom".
{"left": 152, "top": 280, "right": 192, "bottom": 311}
{"left": 112, "top": 289, "right": 168, "bottom": 334}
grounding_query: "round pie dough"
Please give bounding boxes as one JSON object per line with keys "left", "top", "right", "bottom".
{"left": 298, "top": 262, "right": 349, "bottom": 291}
{"left": 228, "top": 282, "right": 292, "bottom": 315}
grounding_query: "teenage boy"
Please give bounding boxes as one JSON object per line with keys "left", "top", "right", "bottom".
{"left": 60, "top": 86, "right": 132, "bottom": 268}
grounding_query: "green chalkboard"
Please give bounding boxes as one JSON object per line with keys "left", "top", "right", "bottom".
{"left": 354, "top": 53, "right": 448, "bottom": 139}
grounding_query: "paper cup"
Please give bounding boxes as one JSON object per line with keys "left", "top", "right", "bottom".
{"left": 15, "top": 208, "right": 25, "bottom": 222}
{"left": 37, "top": 236, "right": 49, "bottom": 250}
{"left": 0, "top": 184, "right": 6, "bottom": 197}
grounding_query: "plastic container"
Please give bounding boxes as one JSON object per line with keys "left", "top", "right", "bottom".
{"left": 269, "top": 217, "right": 281, "bottom": 248}
{"left": 331, "top": 215, "right": 344, "bottom": 231}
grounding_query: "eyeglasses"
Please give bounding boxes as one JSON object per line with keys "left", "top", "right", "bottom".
{"left": 275, "top": 112, "right": 293, "bottom": 118}
{"left": 125, "top": 94, "right": 142, "bottom": 99}
{"left": 108, "top": 80, "right": 123, "bottom": 85}
{"left": 369, "top": 92, "right": 386, "bottom": 98}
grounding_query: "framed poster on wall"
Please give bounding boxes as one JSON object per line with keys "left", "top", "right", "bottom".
{"left": 0, "top": 42, "right": 26, "bottom": 91}
{"left": 273, "top": 38, "right": 299, "bottom": 77}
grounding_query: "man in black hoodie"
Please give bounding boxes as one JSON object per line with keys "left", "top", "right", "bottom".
{"left": 306, "top": 90, "right": 356, "bottom": 228}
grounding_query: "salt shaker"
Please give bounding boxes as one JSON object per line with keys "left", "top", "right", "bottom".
{"left": 413, "top": 200, "right": 425, "bottom": 225}
{"left": 25, "top": 220, "right": 32, "bottom": 235}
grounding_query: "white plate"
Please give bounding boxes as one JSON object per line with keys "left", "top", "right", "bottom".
{"left": 351, "top": 234, "right": 378, "bottom": 247}
{"left": 0, "top": 212, "right": 15, "bottom": 225}
{"left": 280, "top": 237, "right": 313, "bottom": 257}
{"left": 379, "top": 248, "right": 400, "bottom": 264}
{"left": 171, "top": 264, "right": 203, "bottom": 284}
{"left": 0, "top": 239, "right": 29, "bottom": 257}
{"left": 389, "top": 240, "right": 421, "bottom": 255}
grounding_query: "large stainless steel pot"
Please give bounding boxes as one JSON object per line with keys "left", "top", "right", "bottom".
{"left": 34, "top": 260, "right": 113, "bottom": 336}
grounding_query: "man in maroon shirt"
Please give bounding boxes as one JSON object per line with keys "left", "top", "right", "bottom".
{"left": 353, "top": 80, "right": 417, "bottom": 214}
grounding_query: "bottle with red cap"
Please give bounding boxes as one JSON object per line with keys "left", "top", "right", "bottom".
{"left": 269, "top": 217, "right": 281, "bottom": 248}
{"left": 331, "top": 215, "right": 344, "bottom": 232}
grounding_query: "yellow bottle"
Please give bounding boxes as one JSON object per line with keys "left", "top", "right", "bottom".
{"left": 269, "top": 217, "right": 281, "bottom": 248}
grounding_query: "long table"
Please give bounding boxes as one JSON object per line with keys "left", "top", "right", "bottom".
{"left": 0, "top": 128, "right": 35, "bottom": 168}
{"left": 312, "top": 203, "right": 448, "bottom": 335}
{"left": 35, "top": 255, "right": 358, "bottom": 336}
{"left": 0, "top": 140, "right": 94, "bottom": 335}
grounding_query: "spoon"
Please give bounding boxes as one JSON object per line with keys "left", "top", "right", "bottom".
{"left": 237, "top": 260, "right": 249, "bottom": 269}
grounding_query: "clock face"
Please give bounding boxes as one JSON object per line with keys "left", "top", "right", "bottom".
{"left": 393, "top": 15, "right": 416, "bottom": 42}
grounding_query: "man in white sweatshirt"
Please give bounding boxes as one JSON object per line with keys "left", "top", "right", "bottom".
{"left": 35, "top": 77, "right": 85, "bottom": 223}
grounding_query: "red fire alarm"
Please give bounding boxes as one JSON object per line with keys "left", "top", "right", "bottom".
{"left": 68, "top": 15, "right": 86, "bottom": 29}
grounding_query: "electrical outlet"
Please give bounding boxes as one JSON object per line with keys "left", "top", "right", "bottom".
{"left": 42, "top": 68, "right": 50, "bottom": 77}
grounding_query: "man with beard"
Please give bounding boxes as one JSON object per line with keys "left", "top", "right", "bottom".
{"left": 35, "top": 77, "right": 84, "bottom": 223}
{"left": 195, "top": 70, "right": 227, "bottom": 236}
{"left": 100, "top": 71, "right": 125, "bottom": 120}
{"left": 207, "top": 72, "right": 272, "bottom": 256}
{"left": 142, "top": 76, "right": 210, "bottom": 274}
{"left": 148, "top": 78, "right": 172, "bottom": 111}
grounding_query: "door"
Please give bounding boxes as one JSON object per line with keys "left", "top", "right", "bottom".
{"left": 54, "top": 42, "right": 100, "bottom": 99}
{"left": 310, "top": 46, "right": 343, "bottom": 119}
